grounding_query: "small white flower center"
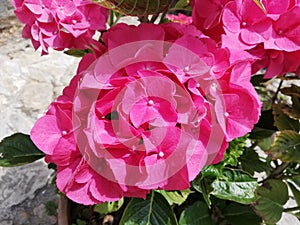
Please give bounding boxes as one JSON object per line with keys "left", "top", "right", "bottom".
{"left": 148, "top": 100, "right": 154, "bottom": 106}
{"left": 242, "top": 21, "right": 247, "bottom": 27}
{"left": 62, "top": 130, "right": 68, "bottom": 135}
{"left": 158, "top": 151, "right": 164, "bottom": 157}
{"left": 211, "top": 82, "right": 218, "bottom": 90}
{"left": 224, "top": 112, "right": 229, "bottom": 117}
{"left": 184, "top": 65, "right": 190, "bottom": 72}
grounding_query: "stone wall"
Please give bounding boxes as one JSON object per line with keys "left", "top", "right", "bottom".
{"left": 0, "top": 9, "right": 79, "bottom": 225}
{"left": 0, "top": 0, "right": 14, "bottom": 18}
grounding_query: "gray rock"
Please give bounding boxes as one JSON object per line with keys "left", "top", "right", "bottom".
{"left": 0, "top": 160, "right": 52, "bottom": 209}
{"left": 0, "top": 0, "right": 14, "bottom": 18}
{"left": 0, "top": 15, "right": 78, "bottom": 225}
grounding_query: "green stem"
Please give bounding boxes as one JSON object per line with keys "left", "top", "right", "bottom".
{"left": 146, "top": 191, "right": 155, "bottom": 225}
{"left": 284, "top": 206, "right": 300, "bottom": 213}
{"left": 114, "top": 13, "right": 122, "bottom": 25}
{"left": 270, "top": 162, "right": 290, "bottom": 178}
{"left": 259, "top": 162, "right": 290, "bottom": 184}
{"left": 272, "top": 79, "right": 284, "bottom": 103}
{"left": 109, "top": 10, "right": 114, "bottom": 27}
{"left": 150, "top": 14, "right": 159, "bottom": 23}
{"left": 158, "top": 11, "right": 168, "bottom": 24}
{"left": 282, "top": 174, "right": 300, "bottom": 180}
{"left": 89, "top": 205, "right": 94, "bottom": 225}
{"left": 168, "top": 7, "right": 192, "bottom": 11}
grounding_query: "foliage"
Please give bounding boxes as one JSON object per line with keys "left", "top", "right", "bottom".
{"left": 119, "top": 192, "right": 178, "bottom": 225}
{"left": 0, "top": 133, "right": 45, "bottom": 167}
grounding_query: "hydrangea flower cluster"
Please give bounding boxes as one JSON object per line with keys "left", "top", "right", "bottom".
{"left": 30, "top": 22, "right": 261, "bottom": 205}
{"left": 12, "top": 0, "right": 108, "bottom": 54}
{"left": 14, "top": 0, "right": 300, "bottom": 207}
{"left": 192, "top": 0, "right": 300, "bottom": 78}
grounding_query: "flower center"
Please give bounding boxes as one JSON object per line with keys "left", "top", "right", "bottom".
{"left": 147, "top": 99, "right": 154, "bottom": 106}
{"left": 158, "top": 151, "right": 164, "bottom": 157}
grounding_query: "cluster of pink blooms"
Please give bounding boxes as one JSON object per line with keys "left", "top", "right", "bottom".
{"left": 192, "top": 0, "right": 300, "bottom": 78}
{"left": 10, "top": 0, "right": 298, "bottom": 205}
{"left": 12, "top": 0, "right": 108, "bottom": 54}
{"left": 30, "top": 22, "right": 261, "bottom": 204}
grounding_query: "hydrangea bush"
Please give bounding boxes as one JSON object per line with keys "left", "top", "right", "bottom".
{"left": 0, "top": 0, "right": 300, "bottom": 224}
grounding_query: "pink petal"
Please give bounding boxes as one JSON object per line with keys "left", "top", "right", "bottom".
{"left": 30, "top": 115, "right": 62, "bottom": 155}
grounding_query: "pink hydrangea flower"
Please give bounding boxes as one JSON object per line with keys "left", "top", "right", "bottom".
{"left": 166, "top": 13, "right": 192, "bottom": 25}
{"left": 31, "top": 23, "right": 261, "bottom": 205}
{"left": 216, "top": 0, "right": 300, "bottom": 78}
{"left": 192, "top": 0, "right": 232, "bottom": 41}
{"left": 12, "top": 0, "right": 109, "bottom": 54}
{"left": 222, "top": 0, "right": 272, "bottom": 49}
{"left": 250, "top": 45, "right": 300, "bottom": 78}
{"left": 264, "top": 5, "right": 300, "bottom": 52}
{"left": 221, "top": 0, "right": 300, "bottom": 51}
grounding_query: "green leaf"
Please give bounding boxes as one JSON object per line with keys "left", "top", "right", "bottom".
{"left": 179, "top": 201, "right": 215, "bottom": 225}
{"left": 280, "top": 84, "right": 300, "bottom": 97}
{"left": 94, "top": 0, "right": 173, "bottom": 16}
{"left": 210, "top": 168, "right": 258, "bottom": 204}
{"left": 64, "top": 48, "right": 93, "bottom": 57}
{"left": 94, "top": 198, "right": 124, "bottom": 214}
{"left": 201, "top": 165, "right": 226, "bottom": 179}
{"left": 157, "top": 189, "right": 192, "bottom": 206}
{"left": 253, "top": 179, "right": 289, "bottom": 224}
{"left": 72, "top": 219, "right": 87, "bottom": 225}
{"left": 191, "top": 174, "right": 214, "bottom": 207}
{"left": 0, "top": 133, "right": 45, "bottom": 167}
{"left": 240, "top": 148, "right": 271, "bottom": 175}
{"left": 268, "top": 130, "right": 300, "bottom": 163}
{"left": 256, "top": 88, "right": 273, "bottom": 111}
{"left": 251, "top": 74, "right": 266, "bottom": 86}
{"left": 250, "top": 110, "right": 277, "bottom": 140}
{"left": 273, "top": 104, "right": 300, "bottom": 132}
{"left": 222, "top": 135, "right": 248, "bottom": 166}
{"left": 280, "top": 84, "right": 300, "bottom": 119}
{"left": 173, "top": 0, "right": 192, "bottom": 10}
{"left": 282, "top": 101, "right": 300, "bottom": 120}
{"left": 222, "top": 202, "right": 262, "bottom": 225}
{"left": 292, "top": 178, "right": 300, "bottom": 188}
{"left": 255, "top": 110, "right": 278, "bottom": 131}
{"left": 45, "top": 200, "right": 58, "bottom": 216}
{"left": 293, "top": 212, "right": 300, "bottom": 219}
{"left": 288, "top": 182, "right": 300, "bottom": 207}
{"left": 120, "top": 192, "right": 178, "bottom": 225}
{"left": 249, "top": 127, "right": 276, "bottom": 140}
{"left": 191, "top": 165, "right": 226, "bottom": 207}
{"left": 257, "top": 137, "right": 273, "bottom": 151}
